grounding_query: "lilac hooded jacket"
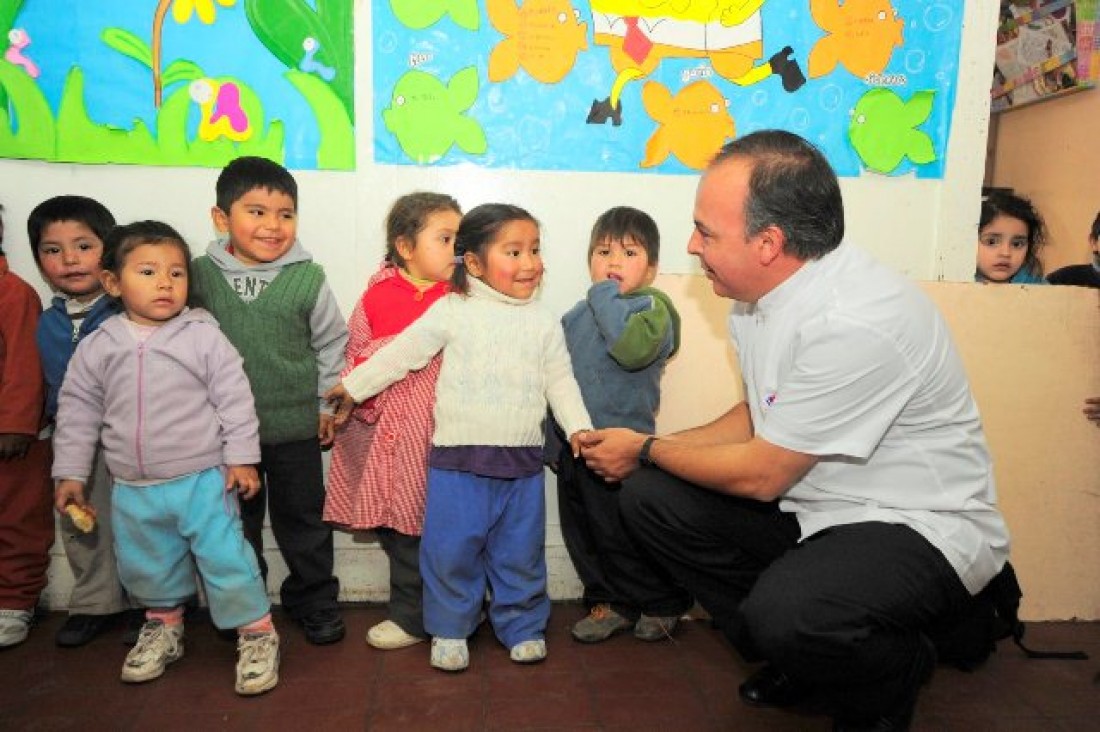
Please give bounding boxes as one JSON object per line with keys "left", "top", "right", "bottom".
{"left": 52, "top": 308, "right": 260, "bottom": 484}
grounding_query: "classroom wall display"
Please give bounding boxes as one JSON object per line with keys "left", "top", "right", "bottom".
{"left": 0, "top": 0, "right": 353, "bottom": 170}
{"left": 373, "top": 0, "right": 967, "bottom": 178}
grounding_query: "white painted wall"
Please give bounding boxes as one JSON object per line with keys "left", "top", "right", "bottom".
{"left": 2, "top": 1, "right": 999, "bottom": 607}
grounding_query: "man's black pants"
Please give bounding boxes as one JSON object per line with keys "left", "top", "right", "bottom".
{"left": 621, "top": 467, "right": 973, "bottom": 721}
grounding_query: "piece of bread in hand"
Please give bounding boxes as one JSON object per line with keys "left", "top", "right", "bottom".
{"left": 65, "top": 503, "right": 96, "bottom": 533}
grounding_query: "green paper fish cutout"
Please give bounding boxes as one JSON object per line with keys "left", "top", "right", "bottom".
{"left": 849, "top": 88, "right": 937, "bottom": 174}
{"left": 382, "top": 67, "right": 487, "bottom": 164}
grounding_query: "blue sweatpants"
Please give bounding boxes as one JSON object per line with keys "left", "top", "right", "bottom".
{"left": 112, "top": 467, "right": 270, "bottom": 630}
{"left": 421, "top": 468, "right": 549, "bottom": 648}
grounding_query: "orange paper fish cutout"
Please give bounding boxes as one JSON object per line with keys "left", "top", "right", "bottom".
{"left": 641, "top": 80, "right": 735, "bottom": 170}
{"left": 808, "top": 0, "right": 904, "bottom": 79}
{"left": 487, "top": 0, "right": 588, "bottom": 84}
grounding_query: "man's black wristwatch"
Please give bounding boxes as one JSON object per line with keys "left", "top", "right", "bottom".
{"left": 638, "top": 436, "right": 657, "bottom": 466}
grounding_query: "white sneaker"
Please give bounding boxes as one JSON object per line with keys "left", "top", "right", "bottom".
{"left": 367, "top": 620, "right": 424, "bottom": 650}
{"left": 235, "top": 631, "right": 280, "bottom": 696}
{"left": 509, "top": 638, "right": 547, "bottom": 664}
{"left": 0, "top": 609, "right": 33, "bottom": 648}
{"left": 120, "top": 620, "right": 184, "bottom": 683}
{"left": 430, "top": 637, "right": 469, "bottom": 672}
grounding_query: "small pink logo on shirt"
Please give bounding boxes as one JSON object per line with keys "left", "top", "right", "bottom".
{"left": 762, "top": 392, "right": 777, "bottom": 409}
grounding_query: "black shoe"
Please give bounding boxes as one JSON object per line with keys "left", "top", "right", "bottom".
{"left": 768, "top": 45, "right": 807, "bottom": 93}
{"left": 586, "top": 97, "right": 623, "bottom": 126}
{"left": 832, "top": 635, "right": 936, "bottom": 732}
{"left": 299, "top": 608, "right": 345, "bottom": 645}
{"left": 56, "top": 613, "right": 116, "bottom": 647}
{"left": 738, "top": 664, "right": 810, "bottom": 708}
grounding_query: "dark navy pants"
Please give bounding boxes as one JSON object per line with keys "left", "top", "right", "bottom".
{"left": 241, "top": 437, "right": 339, "bottom": 619}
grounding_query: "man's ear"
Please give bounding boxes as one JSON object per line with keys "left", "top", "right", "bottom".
{"left": 100, "top": 270, "right": 121, "bottom": 298}
{"left": 756, "top": 225, "right": 786, "bottom": 266}
{"left": 211, "top": 205, "right": 229, "bottom": 233}
{"left": 464, "top": 251, "right": 483, "bottom": 278}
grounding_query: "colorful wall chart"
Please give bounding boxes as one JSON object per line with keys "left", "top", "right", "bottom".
{"left": 0, "top": 0, "right": 353, "bottom": 170}
{"left": 373, "top": 0, "right": 965, "bottom": 178}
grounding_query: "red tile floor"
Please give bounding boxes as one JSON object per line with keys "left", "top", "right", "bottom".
{"left": 1, "top": 604, "right": 1098, "bottom": 730}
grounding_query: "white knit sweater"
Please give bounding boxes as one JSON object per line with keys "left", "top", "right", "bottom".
{"left": 343, "top": 277, "right": 592, "bottom": 447}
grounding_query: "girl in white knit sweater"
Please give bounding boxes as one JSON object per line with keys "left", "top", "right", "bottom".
{"left": 326, "top": 204, "right": 592, "bottom": 672}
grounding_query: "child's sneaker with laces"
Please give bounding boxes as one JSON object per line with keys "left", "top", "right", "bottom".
{"left": 571, "top": 603, "right": 633, "bottom": 643}
{"left": 430, "top": 637, "right": 469, "bottom": 672}
{"left": 0, "top": 609, "right": 33, "bottom": 648}
{"left": 634, "top": 614, "right": 680, "bottom": 642}
{"left": 120, "top": 619, "right": 184, "bottom": 683}
{"left": 509, "top": 638, "right": 547, "bottom": 664}
{"left": 235, "top": 630, "right": 280, "bottom": 696}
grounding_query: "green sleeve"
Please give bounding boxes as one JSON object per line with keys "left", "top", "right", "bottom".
{"left": 607, "top": 287, "right": 681, "bottom": 371}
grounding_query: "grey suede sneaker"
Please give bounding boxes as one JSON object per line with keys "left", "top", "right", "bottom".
{"left": 570, "top": 604, "right": 634, "bottom": 644}
{"left": 634, "top": 614, "right": 680, "bottom": 642}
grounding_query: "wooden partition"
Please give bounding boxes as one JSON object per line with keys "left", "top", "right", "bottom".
{"left": 43, "top": 277, "right": 1098, "bottom": 621}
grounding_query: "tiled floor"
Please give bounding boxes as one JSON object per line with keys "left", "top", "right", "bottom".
{"left": 1, "top": 604, "right": 1097, "bottom": 731}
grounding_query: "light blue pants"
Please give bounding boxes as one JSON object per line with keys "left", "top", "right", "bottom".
{"left": 421, "top": 468, "right": 549, "bottom": 648}
{"left": 112, "top": 467, "right": 269, "bottom": 629}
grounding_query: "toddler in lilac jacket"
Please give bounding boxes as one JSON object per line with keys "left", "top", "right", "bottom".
{"left": 52, "top": 220, "right": 280, "bottom": 697}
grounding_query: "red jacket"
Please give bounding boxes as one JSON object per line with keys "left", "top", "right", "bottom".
{"left": 0, "top": 256, "right": 45, "bottom": 436}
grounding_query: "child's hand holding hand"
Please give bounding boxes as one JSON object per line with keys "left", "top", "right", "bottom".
{"left": 226, "top": 465, "right": 261, "bottom": 500}
{"left": 568, "top": 430, "right": 593, "bottom": 459}
{"left": 323, "top": 382, "right": 358, "bottom": 426}
{"left": 318, "top": 413, "right": 336, "bottom": 447}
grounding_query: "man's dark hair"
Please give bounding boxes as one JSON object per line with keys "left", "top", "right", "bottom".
{"left": 215, "top": 156, "right": 298, "bottom": 213}
{"left": 712, "top": 130, "right": 844, "bottom": 260}
{"left": 1090, "top": 211, "right": 1100, "bottom": 243}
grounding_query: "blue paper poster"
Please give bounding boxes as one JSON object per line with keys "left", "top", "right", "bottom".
{"left": 373, "top": 0, "right": 966, "bottom": 178}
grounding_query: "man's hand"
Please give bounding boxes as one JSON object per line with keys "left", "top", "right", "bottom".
{"left": 1085, "top": 397, "right": 1100, "bottom": 427}
{"left": 319, "top": 413, "right": 336, "bottom": 447}
{"left": 323, "top": 383, "right": 357, "bottom": 426}
{"left": 226, "top": 465, "right": 261, "bottom": 500}
{"left": 579, "top": 427, "right": 647, "bottom": 483}
{"left": 54, "top": 479, "right": 88, "bottom": 514}
{"left": 0, "top": 433, "right": 32, "bottom": 461}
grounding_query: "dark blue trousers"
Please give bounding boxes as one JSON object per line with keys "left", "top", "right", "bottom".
{"left": 421, "top": 468, "right": 549, "bottom": 648}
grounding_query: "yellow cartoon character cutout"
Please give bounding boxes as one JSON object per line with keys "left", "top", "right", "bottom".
{"left": 587, "top": 0, "right": 805, "bottom": 125}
